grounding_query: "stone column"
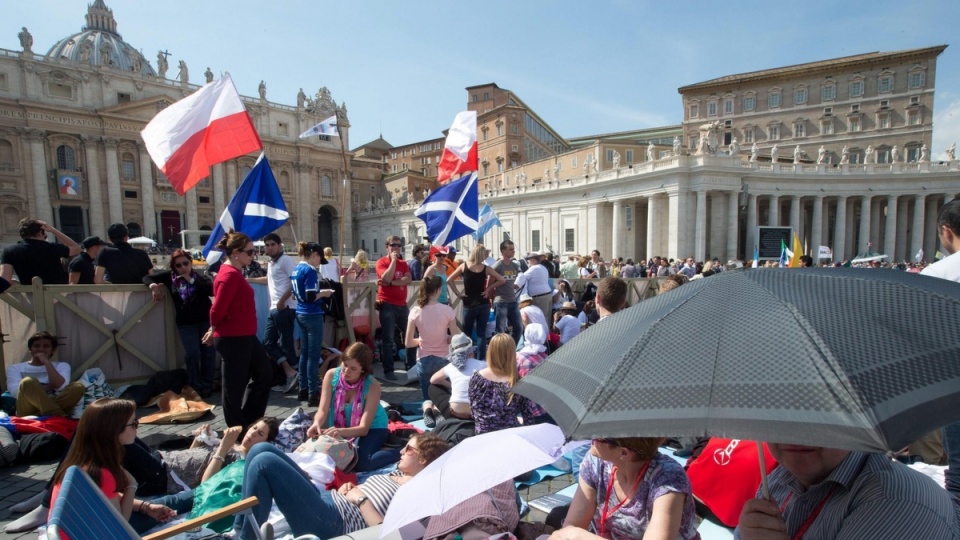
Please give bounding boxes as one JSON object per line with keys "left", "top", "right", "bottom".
{"left": 745, "top": 194, "right": 757, "bottom": 256}
{"left": 297, "top": 163, "right": 313, "bottom": 242}
{"left": 727, "top": 191, "right": 739, "bottom": 260}
{"left": 342, "top": 173, "right": 354, "bottom": 252}
{"left": 212, "top": 164, "right": 226, "bottom": 219}
{"left": 789, "top": 196, "right": 801, "bottom": 237}
{"left": 226, "top": 160, "right": 238, "bottom": 197}
{"left": 695, "top": 190, "right": 707, "bottom": 261}
{"left": 81, "top": 135, "right": 105, "bottom": 237}
{"left": 910, "top": 195, "right": 925, "bottom": 261}
{"left": 24, "top": 129, "right": 54, "bottom": 224}
{"left": 185, "top": 187, "right": 199, "bottom": 234}
{"left": 136, "top": 143, "right": 157, "bottom": 238}
{"left": 646, "top": 195, "right": 660, "bottom": 260}
{"left": 883, "top": 195, "right": 898, "bottom": 259}
{"left": 667, "top": 189, "right": 689, "bottom": 260}
{"left": 768, "top": 195, "right": 780, "bottom": 226}
{"left": 810, "top": 195, "right": 824, "bottom": 258}
{"left": 859, "top": 196, "right": 872, "bottom": 253}
{"left": 102, "top": 138, "right": 123, "bottom": 226}
{"left": 611, "top": 200, "right": 622, "bottom": 259}
{"left": 834, "top": 196, "right": 847, "bottom": 261}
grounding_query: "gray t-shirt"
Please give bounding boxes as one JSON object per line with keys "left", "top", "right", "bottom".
{"left": 492, "top": 259, "right": 521, "bottom": 303}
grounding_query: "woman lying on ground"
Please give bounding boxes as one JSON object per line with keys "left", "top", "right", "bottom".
{"left": 424, "top": 333, "right": 486, "bottom": 427}
{"left": 162, "top": 417, "right": 279, "bottom": 489}
{"left": 548, "top": 437, "right": 699, "bottom": 540}
{"left": 234, "top": 433, "right": 451, "bottom": 539}
{"left": 306, "top": 342, "right": 397, "bottom": 472}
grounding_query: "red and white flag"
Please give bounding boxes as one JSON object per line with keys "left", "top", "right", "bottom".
{"left": 141, "top": 74, "right": 262, "bottom": 195}
{"left": 436, "top": 111, "right": 478, "bottom": 184}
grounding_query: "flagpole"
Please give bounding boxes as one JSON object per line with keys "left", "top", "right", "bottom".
{"left": 335, "top": 105, "right": 350, "bottom": 273}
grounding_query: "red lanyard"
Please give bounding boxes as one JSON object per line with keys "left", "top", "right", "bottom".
{"left": 779, "top": 485, "right": 839, "bottom": 540}
{"left": 598, "top": 461, "right": 650, "bottom": 539}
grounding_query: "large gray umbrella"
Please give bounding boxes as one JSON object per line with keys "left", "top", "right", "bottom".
{"left": 514, "top": 268, "right": 960, "bottom": 453}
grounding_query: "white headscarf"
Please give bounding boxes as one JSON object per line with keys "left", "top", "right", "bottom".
{"left": 520, "top": 323, "right": 547, "bottom": 354}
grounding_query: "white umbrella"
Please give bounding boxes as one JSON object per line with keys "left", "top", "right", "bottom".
{"left": 128, "top": 236, "right": 156, "bottom": 246}
{"left": 253, "top": 240, "right": 266, "bottom": 247}
{"left": 380, "top": 424, "right": 586, "bottom": 539}
{"left": 850, "top": 253, "right": 888, "bottom": 263}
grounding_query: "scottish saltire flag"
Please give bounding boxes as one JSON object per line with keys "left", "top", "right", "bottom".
{"left": 299, "top": 115, "right": 338, "bottom": 139}
{"left": 437, "top": 112, "right": 478, "bottom": 184}
{"left": 778, "top": 240, "right": 789, "bottom": 267}
{"left": 751, "top": 244, "right": 759, "bottom": 268}
{"left": 414, "top": 172, "right": 478, "bottom": 246}
{"left": 203, "top": 153, "right": 289, "bottom": 264}
{"left": 471, "top": 204, "right": 502, "bottom": 241}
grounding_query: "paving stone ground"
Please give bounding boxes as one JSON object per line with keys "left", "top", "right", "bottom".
{"left": 0, "top": 370, "right": 566, "bottom": 538}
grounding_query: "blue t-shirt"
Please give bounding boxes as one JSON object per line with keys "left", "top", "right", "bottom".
{"left": 291, "top": 261, "right": 324, "bottom": 315}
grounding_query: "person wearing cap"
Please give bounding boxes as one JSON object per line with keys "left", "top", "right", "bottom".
{"left": 375, "top": 236, "right": 413, "bottom": 381}
{"left": 95, "top": 223, "right": 154, "bottom": 284}
{"left": 0, "top": 217, "right": 80, "bottom": 285}
{"left": 553, "top": 301, "right": 581, "bottom": 346}
{"left": 422, "top": 246, "right": 451, "bottom": 306}
{"left": 518, "top": 293, "right": 549, "bottom": 331}
{"left": 291, "top": 242, "right": 335, "bottom": 406}
{"left": 515, "top": 251, "right": 553, "bottom": 321}
{"left": 68, "top": 236, "right": 105, "bottom": 285}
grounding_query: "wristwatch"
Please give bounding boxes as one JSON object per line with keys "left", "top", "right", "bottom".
{"left": 354, "top": 495, "right": 368, "bottom": 507}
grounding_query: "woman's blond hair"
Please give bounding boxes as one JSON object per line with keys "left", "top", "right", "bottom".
{"left": 486, "top": 333, "right": 520, "bottom": 403}
{"left": 468, "top": 244, "right": 486, "bottom": 266}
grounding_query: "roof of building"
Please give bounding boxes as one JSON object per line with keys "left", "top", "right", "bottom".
{"left": 678, "top": 45, "right": 948, "bottom": 93}
{"left": 568, "top": 125, "right": 683, "bottom": 146}
{"left": 354, "top": 136, "right": 393, "bottom": 152}
{"left": 45, "top": 0, "right": 156, "bottom": 76}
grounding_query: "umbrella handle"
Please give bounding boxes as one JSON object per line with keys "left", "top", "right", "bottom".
{"left": 756, "top": 441, "right": 770, "bottom": 500}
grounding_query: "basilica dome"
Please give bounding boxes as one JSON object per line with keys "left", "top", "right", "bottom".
{"left": 45, "top": 0, "right": 156, "bottom": 76}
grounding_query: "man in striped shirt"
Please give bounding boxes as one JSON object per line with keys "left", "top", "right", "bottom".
{"left": 736, "top": 444, "right": 960, "bottom": 539}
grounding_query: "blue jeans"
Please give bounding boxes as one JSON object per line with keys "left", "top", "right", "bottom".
{"left": 417, "top": 355, "right": 448, "bottom": 401}
{"left": 462, "top": 303, "right": 491, "bottom": 360}
{"left": 296, "top": 313, "right": 324, "bottom": 395}
{"left": 378, "top": 302, "right": 409, "bottom": 375}
{"left": 176, "top": 321, "right": 216, "bottom": 395}
{"left": 129, "top": 489, "right": 195, "bottom": 533}
{"left": 495, "top": 301, "right": 524, "bottom": 344}
{"left": 355, "top": 427, "right": 401, "bottom": 472}
{"left": 944, "top": 422, "right": 960, "bottom": 499}
{"left": 263, "top": 307, "right": 297, "bottom": 366}
{"left": 235, "top": 443, "right": 345, "bottom": 540}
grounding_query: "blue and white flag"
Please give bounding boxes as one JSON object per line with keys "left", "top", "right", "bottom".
{"left": 471, "top": 203, "right": 502, "bottom": 241}
{"left": 299, "top": 115, "right": 338, "bottom": 139}
{"left": 414, "top": 172, "right": 478, "bottom": 247}
{"left": 203, "top": 153, "right": 289, "bottom": 264}
{"left": 778, "top": 240, "right": 789, "bottom": 268}
{"left": 751, "top": 244, "right": 759, "bottom": 268}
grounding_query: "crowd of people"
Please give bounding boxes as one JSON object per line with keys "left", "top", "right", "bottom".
{"left": 2, "top": 207, "right": 960, "bottom": 539}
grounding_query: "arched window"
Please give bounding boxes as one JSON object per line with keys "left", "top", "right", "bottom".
{"left": 0, "top": 140, "right": 14, "bottom": 168}
{"left": 121, "top": 152, "right": 136, "bottom": 179}
{"left": 56, "top": 145, "right": 76, "bottom": 170}
{"left": 321, "top": 175, "right": 332, "bottom": 197}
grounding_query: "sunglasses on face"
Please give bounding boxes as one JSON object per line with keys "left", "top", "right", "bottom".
{"left": 401, "top": 442, "right": 419, "bottom": 455}
{"left": 174, "top": 260, "right": 191, "bottom": 269}
{"left": 243, "top": 249, "right": 255, "bottom": 256}
{"left": 389, "top": 243, "right": 403, "bottom": 248}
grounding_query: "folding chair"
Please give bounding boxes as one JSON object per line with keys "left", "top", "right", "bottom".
{"left": 46, "top": 465, "right": 272, "bottom": 540}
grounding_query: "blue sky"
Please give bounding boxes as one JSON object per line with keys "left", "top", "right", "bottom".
{"left": 4, "top": 0, "right": 960, "bottom": 157}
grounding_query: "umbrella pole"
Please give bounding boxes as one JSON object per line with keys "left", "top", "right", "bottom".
{"left": 756, "top": 441, "right": 770, "bottom": 500}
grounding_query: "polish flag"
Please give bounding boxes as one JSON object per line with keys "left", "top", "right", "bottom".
{"left": 436, "top": 111, "right": 478, "bottom": 184}
{"left": 141, "top": 74, "right": 262, "bottom": 195}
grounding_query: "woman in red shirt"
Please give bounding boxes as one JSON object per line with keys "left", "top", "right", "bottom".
{"left": 202, "top": 232, "right": 272, "bottom": 430}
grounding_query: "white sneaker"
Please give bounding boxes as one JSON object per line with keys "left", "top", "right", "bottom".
{"left": 271, "top": 373, "right": 299, "bottom": 393}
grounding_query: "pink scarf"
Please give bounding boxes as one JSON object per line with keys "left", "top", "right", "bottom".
{"left": 333, "top": 369, "right": 366, "bottom": 429}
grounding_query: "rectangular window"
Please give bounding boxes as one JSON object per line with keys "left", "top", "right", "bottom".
{"left": 877, "top": 149, "right": 890, "bottom": 164}
{"left": 482, "top": 130, "right": 488, "bottom": 141}
{"left": 724, "top": 99, "right": 733, "bottom": 114}
{"left": 571, "top": 156, "right": 578, "bottom": 168}
{"left": 117, "top": 92, "right": 131, "bottom": 104}
{"left": 878, "top": 115, "right": 890, "bottom": 129}
{"left": 707, "top": 102, "right": 717, "bottom": 116}
{"left": 625, "top": 150, "right": 633, "bottom": 164}
{"left": 625, "top": 206, "right": 633, "bottom": 229}
{"left": 391, "top": 152, "right": 397, "bottom": 159}
{"left": 689, "top": 105, "right": 699, "bottom": 118}
{"left": 743, "top": 96, "right": 755, "bottom": 111}
{"left": 851, "top": 104, "right": 860, "bottom": 112}
{"left": 910, "top": 96, "right": 920, "bottom": 105}
{"left": 606, "top": 149, "right": 614, "bottom": 161}
{"left": 768, "top": 125, "right": 780, "bottom": 140}
{"left": 821, "top": 85, "right": 835, "bottom": 101}
{"left": 849, "top": 80, "right": 864, "bottom": 97}
{"left": 512, "top": 123, "right": 518, "bottom": 135}
{"left": 531, "top": 230, "right": 541, "bottom": 252}
{"left": 123, "top": 190, "right": 138, "bottom": 199}
{"left": 472, "top": 94, "right": 478, "bottom": 102}
{"left": 768, "top": 93, "right": 781, "bottom": 108}
{"left": 824, "top": 107, "right": 833, "bottom": 115}
{"left": 496, "top": 125, "right": 503, "bottom": 137}
{"left": 49, "top": 83, "right": 73, "bottom": 99}
{"left": 744, "top": 128, "right": 754, "bottom": 143}
{"left": 878, "top": 77, "right": 893, "bottom": 93}
{"left": 908, "top": 111, "right": 921, "bottom": 125}
{"left": 277, "top": 122, "right": 288, "bottom": 136}
{"left": 497, "top": 162, "right": 503, "bottom": 173}
{"left": 794, "top": 88, "right": 807, "bottom": 105}
{"left": 850, "top": 117, "right": 861, "bottom": 132}
{"left": 199, "top": 196, "right": 211, "bottom": 204}
{"left": 821, "top": 121, "right": 834, "bottom": 135}
{"left": 879, "top": 99, "right": 889, "bottom": 108}
{"left": 907, "top": 147, "right": 920, "bottom": 162}
{"left": 795, "top": 123, "right": 805, "bottom": 138}
{"left": 121, "top": 160, "right": 136, "bottom": 179}
{"left": 483, "top": 92, "right": 489, "bottom": 100}
{"left": 564, "top": 228, "right": 575, "bottom": 253}
{"left": 511, "top": 144, "right": 519, "bottom": 152}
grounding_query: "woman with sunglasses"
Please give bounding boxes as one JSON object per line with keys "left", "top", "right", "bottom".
{"left": 49, "top": 398, "right": 192, "bottom": 536}
{"left": 422, "top": 246, "right": 450, "bottom": 305}
{"left": 144, "top": 249, "right": 215, "bottom": 397}
{"left": 202, "top": 232, "right": 273, "bottom": 431}
{"left": 550, "top": 437, "right": 698, "bottom": 540}
{"left": 234, "top": 433, "right": 451, "bottom": 539}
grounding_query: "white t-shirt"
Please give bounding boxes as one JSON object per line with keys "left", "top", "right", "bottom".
{"left": 555, "top": 314, "right": 581, "bottom": 344}
{"left": 920, "top": 251, "right": 960, "bottom": 282}
{"left": 267, "top": 254, "right": 298, "bottom": 309}
{"left": 443, "top": 358, "right": 486, "bottom": 404}
{"left": 521, "top": 305, "right": 548, "bottom": 330}
{"left": 515, "top": 264, "right": 551, "bottom": 296}
{"left": 6, "top": 361, "right": 71, "bottom": 396}
{"left": 320, "top": 259, "right": 341, "bottom": 281}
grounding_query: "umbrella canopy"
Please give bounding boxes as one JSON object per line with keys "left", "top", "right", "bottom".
{"left": 851, "top": 248, "right": 888, "bottom": 263}
{"left": 514, "top": 268, "right": 960, "bottom": 454}
{"left": 380, "top": 424, "right": 583, "bottom": 539}
{"left": 127, "top": 236, "right": 156, "bottom": 246}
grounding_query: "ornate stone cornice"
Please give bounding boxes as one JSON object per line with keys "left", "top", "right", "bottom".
{"left": 22, "top": 128, "right": 45, "bottom": 142}
{"left": 102, "top": 137, "right": 119, "bottom": 148}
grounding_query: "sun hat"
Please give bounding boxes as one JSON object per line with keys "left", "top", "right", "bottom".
{"left": 450, "top": 333, "right": 473, "bottom": 351}
{"left": 518, "top": 293, "right": 534, "bottom": 304}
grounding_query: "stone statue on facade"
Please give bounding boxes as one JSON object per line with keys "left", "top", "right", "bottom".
{"left": 770, "top": 144, "right": 780, "bottom": 163}
{"left": 297, "top": 88, "right": 306, "bottom": 108}
{"left": 728, "top": 137, "right": 740, "bottom": 156}
{"left": 840, "top": 145, "right": 850, "bottom": 164}
{"left": 695, "top": 136, "right": 707, "bottom": 156}
{"left": 518, "top": 170, "right": 527, "bottom": 185}
{"left": 100, "top": 44, "right": 112, "bottom": 66}
{"left": 891, "top": 145, "right": 899, "bottom": 164}
{"left": 544, "top": 168, "right": 550, "bottom": 181}
{"left": 129, "top": 50, "right": 142, "bottom": 74}
{"left": 423, "top": 187, "right": 430, "bottom": 198}
{"left": 18, "top": 27, "right": 33, "bottom": 53}
{"left": 204, "top": 67, "right": 213, "bottom": 83}
{"left": 673, "top": 136, "right": 682, "bottom": 156}
{"left": 78, "top": 41, "right": 92, "bottom": 64}
{"left": 554, "top": 160, "right": 562, "bottom": 180}
{"left": 864, "top": 145, "right": 875, "bottom": 164}
{"left": 750, "top": 142, "right": 759, "bottom": 162}
{"left": 947, "top": 142, "right": 957, "bottom": 161}
{"left": 920, "top": 144, "right": 929, "bottom": 162}
{"left": 611, "top": 150, "right": 621, "bottom": 169}
{"left": 583, "top": 154, "right": 594, "bottom": 175}
{"left": 156, "top": 51, "right": 168, "bottom": 78}
{"left": 793, "top": 145, "right": 802, "bottom": 164}
{"left": 377, "top": 196, "right": 384, "bottom": 210}
{"left": 817, "top": 145, "right": 826, "bottom": 164}
{"left": 698, "top": 120, "right": 722, "bottom": 155}
{"left": 647, "top": 141, "right": 656, "bottom": 162}
{"left": 177, "top": 60, "right": 189, "bottom": 84}
{"left": 259, "top": 80, "right": 267, "bottom": 101}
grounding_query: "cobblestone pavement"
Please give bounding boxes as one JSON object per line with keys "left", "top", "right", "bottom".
{"left": 0, "top": 372, "right": 568, "bottom": 538}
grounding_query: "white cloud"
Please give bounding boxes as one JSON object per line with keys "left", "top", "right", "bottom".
{"left": 933, "top": 96, "right": 960, "bottom": 161}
